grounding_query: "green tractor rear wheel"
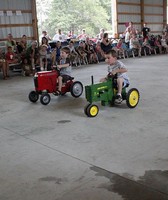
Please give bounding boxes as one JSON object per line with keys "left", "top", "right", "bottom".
{"left": 126, "top": 88, "right": 140, "bottom": 108}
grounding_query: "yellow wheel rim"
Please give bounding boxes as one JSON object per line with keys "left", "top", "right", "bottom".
{"left": 129, "top": 90, "right": 139, "bottom": 107}
{"left": 89, "top": 105, "right": 98, "bottom": 116}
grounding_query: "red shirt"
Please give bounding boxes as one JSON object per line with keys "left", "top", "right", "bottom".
{"left": 6, "top": 52, "right": 15, "bottom": 61}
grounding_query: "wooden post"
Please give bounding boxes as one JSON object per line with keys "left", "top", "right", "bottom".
{"left": 140, "top": 0, "right": 144, "bottom": 28}
{"left": 163, "top": 0, "right": 167, "bottom": 28}
{"left": 112, "top": 0, "right": 118, "bottom": 38}
{"left": 31, "top": 0, "right": 39, "bottom": 42}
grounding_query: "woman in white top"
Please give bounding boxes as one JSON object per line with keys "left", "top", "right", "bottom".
{"left": 125, "top": 28, "right": 131, "bottom": 48}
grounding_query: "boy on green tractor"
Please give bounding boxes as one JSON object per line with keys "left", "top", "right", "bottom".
{"left": 100, "top": 49, "right": 130, "bottom": 104}
{"left": 84, "top": 49, "right": 139, "bottom": 117}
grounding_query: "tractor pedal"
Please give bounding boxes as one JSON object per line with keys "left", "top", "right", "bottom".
{"left": 115, "top": 95, "right": 123, "bottom": 104}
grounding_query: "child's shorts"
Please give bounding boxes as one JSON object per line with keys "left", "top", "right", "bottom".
{"left": 118, "top": 74, "right": 130, "bottom": 88}
{"left": 123, "top": 78, "right": 130, "bottom": 87}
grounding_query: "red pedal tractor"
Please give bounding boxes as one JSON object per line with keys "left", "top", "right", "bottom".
{"left": 28, "top": 70, "right": 83, "bottom": 105}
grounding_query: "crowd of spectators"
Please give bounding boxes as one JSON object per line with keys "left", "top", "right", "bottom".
{"left": 1, "top": 24, "right": 168, "bottom": 80}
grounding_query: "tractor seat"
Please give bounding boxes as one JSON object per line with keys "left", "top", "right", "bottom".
{"left": 63, "top": 76, "right": 74, "bottom": 84}
{"left": 69, "top": 77, "right": 74, "bottom": 80}
{"left": 113, "top": 81, "right": 129, "bottom": 89}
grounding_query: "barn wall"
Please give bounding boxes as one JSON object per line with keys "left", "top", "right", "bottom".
{"left": 0, "top": 0, "right": 38, "bottom": 41}
{"left": 112, "top": 0, "right": 167, "bottom": 37}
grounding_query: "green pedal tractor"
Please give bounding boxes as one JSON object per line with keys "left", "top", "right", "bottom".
{"left": 84, "top": 76, "right": 140, "bottom": 117}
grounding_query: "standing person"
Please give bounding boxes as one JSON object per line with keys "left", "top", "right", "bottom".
{"left": 100, "top": 49, "right": 129, "bottom": 104}
{"left": 97, "top": 28, "right": 105, "bottom": 40}
{"left": 53, "top": 29, "right": 66, "bottom": 42}
{"left": 51, "top": 41, "right": 62, "bottom": 66}
{"left": 67, "top": 30, "right": 76, "bottom": 39}
{"left": 142, "top": 23, "right": 150, "bottom": 40}
{"left": 124, "top": 28, "right": 131, "bottom": 49}
{"left": 54, "top": 47, "right": 71, "bottom": 95}
{"left": 125, "top": 21, "right": 136, "bottom": 35}
{"left": 40, "top": 30, "right": 52, "bottom": 41}
{"left": 39, "top": 44, "right": 48, "bottom": 71}
{"left": 77, "top": 29, "right": 87, "bottom": 41}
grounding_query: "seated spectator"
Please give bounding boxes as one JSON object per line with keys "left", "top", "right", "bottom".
{"left": 130, "top": 34, "right": 141, "bottom": 57}
{"left": 142, "top": 38, "right": 155, "bottom": 55}
{"left": 162, "top": 24, "right": 168, "bottom": 35}
{"left": 113, "top": 39, "right": 126, "bottom": 58}
{"left": 85, "top": 37, "right": 98, "bottom": 63}
{"left": 6, "top": 33, "right": 16, "bottom": 52}
{"left": 135, "top": 29, "right": 143, "bottom": 45}
{"left": 77, "top": 29, "right": 88, "bottom": 41}
{"left": 95, "top": 40, "right": 104, "bottom": 61}
{"left": 5, "top": 46, "right": 20, "bottom": 65}
{"left": 76, "top": 41, "right": 88, "bottom": 65}
{"left": 0, "top": 49, "right": 9, "bottom": 80}
{"left": 22, "top": 58, "right": 32, "bottom": 76}
{"left": 100, "top": 33, "right": 112, "bottom": 56}
{"left": 154, "top": 35, "right": 162, "bottom": 54}
{"left": 25, "top": 41, "right": 39, "bottom": 71}
{"left": 17, "top": 35, "right": 28, "bottom": 58}
{"left": 161, "top": 35, "right": 168, "bottom": 53}
{"left": 68, "top": 41, "right": 80, "bottom": 66}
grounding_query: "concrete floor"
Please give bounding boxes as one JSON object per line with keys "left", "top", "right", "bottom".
{"left": 0, "top": 54, "right": 168, "bottom": 200}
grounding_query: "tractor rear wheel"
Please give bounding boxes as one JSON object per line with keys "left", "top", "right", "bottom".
{"left": 40, "top": 93, "right": 51, "bottom": 105}
{"left": 70, "top": 81, "right": 83, "bottom": 98}
{"left": 126, "top": 88, "right": 140, "bottom": 108}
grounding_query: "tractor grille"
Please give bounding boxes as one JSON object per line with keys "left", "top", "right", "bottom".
{"left": 34, "top": 77, "right": 38, "bottom": 88}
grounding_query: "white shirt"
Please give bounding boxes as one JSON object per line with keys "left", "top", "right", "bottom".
{"left": 125, "top": 32, "right": 130, "bottom": 43}
{"left": 53, "top": 33, "right": 66, "bottom": 42}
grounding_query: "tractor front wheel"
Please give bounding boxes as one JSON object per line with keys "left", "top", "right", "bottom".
{"left": 40, "top": 93, "right": 51, "bottom": 105}
{"left": 85, "top": 104, "right": 99, "bottom": 117}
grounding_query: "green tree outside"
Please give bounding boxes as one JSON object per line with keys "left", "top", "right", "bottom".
{"left": 36, "top": 0, "right": 112, "bottom": 39}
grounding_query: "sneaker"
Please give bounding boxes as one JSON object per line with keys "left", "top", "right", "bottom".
{"left": 53, "top": 90, "right": 61, "bottom": 96}
{"left": 115, "top": 94, "right": 123, "bottom": 104}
